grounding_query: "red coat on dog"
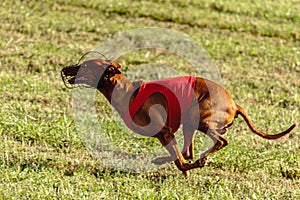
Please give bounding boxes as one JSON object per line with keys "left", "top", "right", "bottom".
{"left": 122, "top": 76, "right": 196, "bottom": 134}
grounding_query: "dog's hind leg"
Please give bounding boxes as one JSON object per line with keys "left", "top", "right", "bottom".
{"left": 195, "top": 128, "right": 228, "bottom": 167}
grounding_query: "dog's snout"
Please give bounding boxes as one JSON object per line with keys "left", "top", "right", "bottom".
{"left": 65, "top": 64, "right": 78, "bottom": 70}
{"left": 61, "top": 67, "right": 67, "bottom": 74}
{"left": 61, "top": 65, "right": 80, "bottom": 76}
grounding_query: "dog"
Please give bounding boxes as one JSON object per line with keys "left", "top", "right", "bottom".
{"left": 61, "top": 58, "right": 296, "bottom": 176}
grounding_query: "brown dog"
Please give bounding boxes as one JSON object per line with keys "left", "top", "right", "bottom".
{"left": 61, "top": 58, "right": 296, "bottom": 176}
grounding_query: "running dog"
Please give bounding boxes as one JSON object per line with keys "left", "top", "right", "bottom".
{"left": 61, "top": 58, "right": 296, "bottom": 176}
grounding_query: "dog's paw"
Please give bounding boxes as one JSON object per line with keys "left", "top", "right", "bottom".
{"left": 205, "top": 158, "right": 212, "bottom": 165}
{"left": 183, "top": 170, "right": 189, "bottom": 177}
{"left": 197, "top": 157, "right": 210, "bottom": 168}
{"left": 151, "top": 156, "right": 173, "bottom": 165}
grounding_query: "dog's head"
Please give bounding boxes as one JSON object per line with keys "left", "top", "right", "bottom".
{"left": 61, "top": 59, "right": 122, "bottom": 89}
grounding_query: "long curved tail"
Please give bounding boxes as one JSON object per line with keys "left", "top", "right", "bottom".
{"left": 236, "top": 104, "right": 296, "bottom": 140}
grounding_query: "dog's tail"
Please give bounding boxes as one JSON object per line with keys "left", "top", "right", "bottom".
{"left": 236, "top": 104, "right": 296, "bottom": 140}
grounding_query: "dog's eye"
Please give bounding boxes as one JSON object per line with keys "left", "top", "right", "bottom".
{"left": 108, "top": 66, "right": 115, "bottom": 72}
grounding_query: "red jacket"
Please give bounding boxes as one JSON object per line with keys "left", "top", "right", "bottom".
{"left": 121, "top": 76, "right": 196, "bottom": 134}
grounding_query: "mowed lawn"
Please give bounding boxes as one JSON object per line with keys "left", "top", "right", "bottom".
{"left": 0, "top": 0, "right": 299, "bottom": 199}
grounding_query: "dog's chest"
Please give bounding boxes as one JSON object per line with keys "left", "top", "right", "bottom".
{"left": 121, "top": 76, "right": 196, "bottom": 134}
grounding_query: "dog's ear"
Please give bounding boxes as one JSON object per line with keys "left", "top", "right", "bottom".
{"left": 111, "top": 61, "right": 121, "bottom": 68}
{"left": 106, "top": 61, "right": 122, "bottom": 75}
{"left": 103, "top": 62, "right": 122, "bottom": 82}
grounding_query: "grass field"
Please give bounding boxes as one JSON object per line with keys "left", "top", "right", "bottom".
{"left": 1, "top": 0, "right": 300, "bottom": 199}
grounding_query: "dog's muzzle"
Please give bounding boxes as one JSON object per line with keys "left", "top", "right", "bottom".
{"left": 61, "top": 64, "right": 98, "bottom": 89}
{"left": 61, "top": 64, "right": 80, "bottom": 89}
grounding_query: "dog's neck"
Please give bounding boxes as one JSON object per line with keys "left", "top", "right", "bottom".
{"left": 97, "top": 74, "right": 137, "bottom": 116}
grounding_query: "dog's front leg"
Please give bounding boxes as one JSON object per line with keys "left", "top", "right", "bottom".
{"left": 182, "top": 124, "right": 196, "bottom": 160}
{"left": 153, "top": 127, "right": 192, "bottom": 176}
{"left": 152, "top": 127, "right": 184, "bottom": 164}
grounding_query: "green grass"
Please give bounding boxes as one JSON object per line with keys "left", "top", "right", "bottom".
{"left": 1, "top": 0, "right": 299, "bottom": 199}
